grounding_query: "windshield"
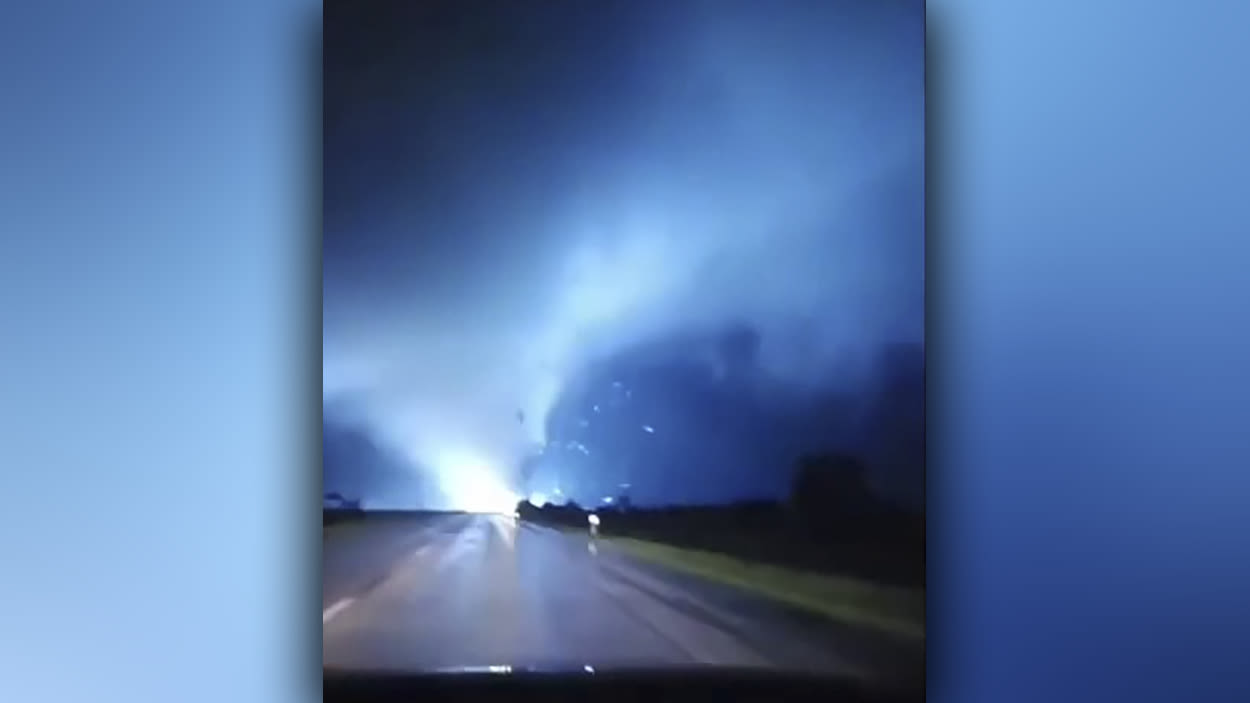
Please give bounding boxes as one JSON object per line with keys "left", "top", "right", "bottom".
{"left": 323, "top": 0, "right": 924, "bottom": 687}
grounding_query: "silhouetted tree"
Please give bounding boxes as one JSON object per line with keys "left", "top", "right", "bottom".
{"left": 515, "top": 499, "right": 540, "bottom": 521}
{"left": 789, "top": 453, "right": 872, "bottom": 537}
{"left": 862, "top": 343, "right": 925, "bottom": 510}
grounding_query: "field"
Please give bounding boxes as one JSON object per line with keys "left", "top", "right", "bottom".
{"left": 516, "top": 500, "right": 925, "bottom": 638}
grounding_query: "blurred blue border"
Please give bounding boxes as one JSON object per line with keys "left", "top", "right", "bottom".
{"left": 929, "top": 1, "right": 1250, "bottom": 701}
{"left": 0, "top": 1, "right": 1247, "bottom": 702}
{"left": 0, "top": 3, "right": 320, "bottom": 702}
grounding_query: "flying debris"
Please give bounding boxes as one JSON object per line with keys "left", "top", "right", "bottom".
{"left": 517, "top": 410, "right": 525, "bottom": 424}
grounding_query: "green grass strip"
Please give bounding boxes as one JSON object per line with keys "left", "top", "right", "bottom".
{"left": 605, "top": 536, "right": 925, "bottom": 640}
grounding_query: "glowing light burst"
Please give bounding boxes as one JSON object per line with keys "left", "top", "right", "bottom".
{"left": 435, "top": 450, "right": 519, "bottom": 514}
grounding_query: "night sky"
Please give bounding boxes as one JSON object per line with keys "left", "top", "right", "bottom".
{"left": 323, "top": 0, "right": 925, "bottom": 511}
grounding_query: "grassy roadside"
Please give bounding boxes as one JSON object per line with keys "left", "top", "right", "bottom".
{"left": 323, "top": 516, "right": 369, "bottom": 538}
{"left": 323, "top": 520, "right": 363, "bottom": 538}
{"left": 593, "top": 533, "right": 925, "bottom": 640}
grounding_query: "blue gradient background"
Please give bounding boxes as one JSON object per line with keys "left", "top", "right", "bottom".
{"left": 0, "top": 2, "right": 318, "bottom": 702}
{"left": 0, "top": 1, "right": 1246, "bottom": 702}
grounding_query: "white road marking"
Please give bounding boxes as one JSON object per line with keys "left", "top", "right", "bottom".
{"left": 434, "top": 520, "right": 487, "bottom": 570}
{"left": 489, "top": 514, "right": 516, "bottom": 549}
{"left": 322, "top": 597, "right": 355, "bottom": 624}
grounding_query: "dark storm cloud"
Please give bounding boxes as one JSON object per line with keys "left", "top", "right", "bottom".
{"left": 323, "top": 0, "right": 924, "bottom": 505}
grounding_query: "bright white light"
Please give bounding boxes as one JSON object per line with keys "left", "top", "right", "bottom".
{"left": 642, "top": 425, "right": 655, "bottom": 433}
{"left": 436, "top": 450, "right": 519, "bottom": 513}
{"left": 528, "top": 492, "right": 549, "bottom": 507}
{"left": 588, "top": 514, "right": 601, "bottom": 526}
{"left": 602, "top": 496, "right": 614, "bottom": 504}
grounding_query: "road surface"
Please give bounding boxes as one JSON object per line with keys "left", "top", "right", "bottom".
{"left": 323, "top": 513, "right": 922, "bottom": 684}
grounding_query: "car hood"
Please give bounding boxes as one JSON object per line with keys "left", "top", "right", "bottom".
{"left": 325, "top": 661, "right": 896, "bottom": 684}
{"left": 324, "top": 663, "right": 923, "bottom": 702}
{"left": 331, "top": 661, "right": 829, "bottom": 675}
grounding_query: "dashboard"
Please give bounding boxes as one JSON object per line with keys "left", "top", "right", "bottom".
{"left": 324, "top": 668, "right": 923, "bottom": 703}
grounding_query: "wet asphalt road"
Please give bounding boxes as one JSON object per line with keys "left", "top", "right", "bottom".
{"left": 323, "top": 513, "right": 922, "bottom": 684}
